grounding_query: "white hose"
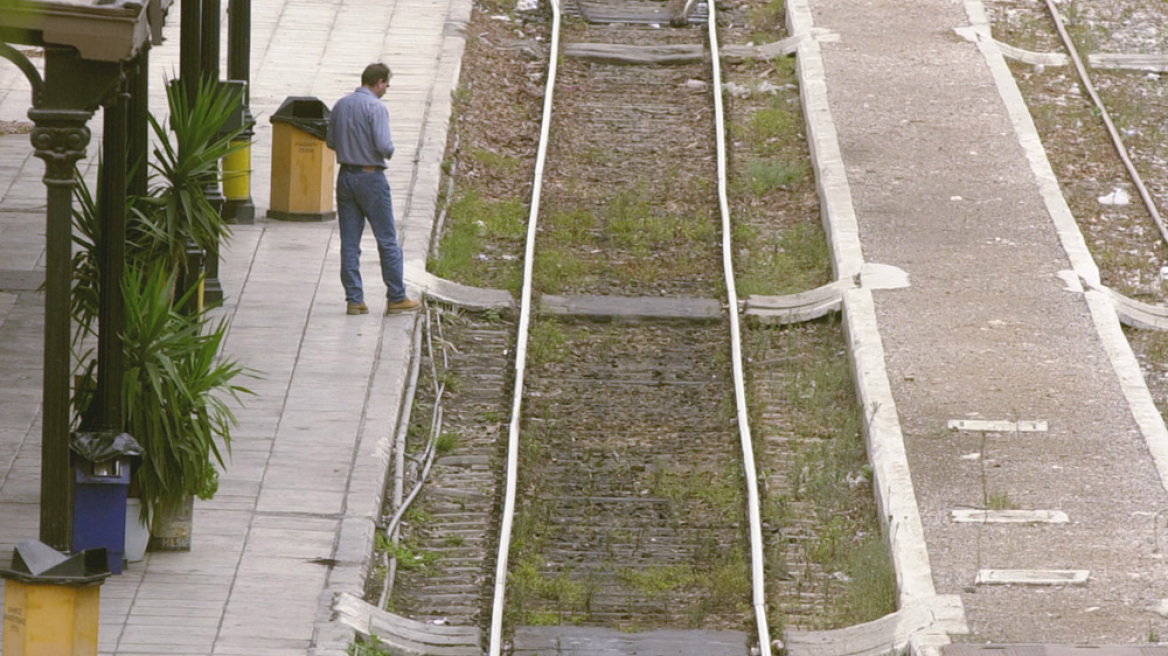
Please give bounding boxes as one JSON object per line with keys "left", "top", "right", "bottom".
{"left": 487, "top": 0, "right": 563, "bottom": 653}
{"left": 707, "top": 1, "right": 773, "bottom": 653}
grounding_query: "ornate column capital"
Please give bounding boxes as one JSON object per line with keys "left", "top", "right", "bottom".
{"left": 28, "top": 109, "right": 94, "bottom": 184}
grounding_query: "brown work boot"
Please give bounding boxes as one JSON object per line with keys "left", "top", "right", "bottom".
{"left": 346, "top": 302, "right": 369, "bottom": 315}
{"left": 385, "top": 297, "right": 421, "bottom": 314}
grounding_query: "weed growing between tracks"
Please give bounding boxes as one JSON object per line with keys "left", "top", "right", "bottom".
{"left": 430, "top": 189, "right": 527, "bottom": 292}
{"left": 745, "top": 318, "right": 895, "bottom": 630}
{"left": 720, "top": 0, "right": 894, "bottom": 630}
{"left": 428, "top": 0, "right": 546, "bottom": 290}
{"left": 536, "top": 181, "right": 720, "bottom": 295}
{"left": 723, "top": 37, "right": 831, "bottom": 296}
{"left": 510, "top": 320, "right": 752, "bottom": 631}
{"left": 347, "top": 634, "right": 394, "bottom": 656}
{"left": 536, "top": 23, "right": 722, "bottom": 297}
{"left": 747, "top": 0, "right": 786, "bottom": 44}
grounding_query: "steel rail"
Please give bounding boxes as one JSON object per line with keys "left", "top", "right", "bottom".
{"left": 1042, "top": 0, "right": 1168, "bottom": 246}
{"left": 706, "top": 2, "right": 772, "bottom": 653}
{"left": 487, "top": 0, "right": 563, "bottom": 653}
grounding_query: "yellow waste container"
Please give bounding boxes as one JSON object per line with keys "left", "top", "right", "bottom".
{"left": 223, "top": 138, "right": 251, "bottom": 202}
{"left": 2, "top": 540, "right": 110, "bottom": 656}
{"left": 268, "top": 96, "right": 335, "bottom": 222}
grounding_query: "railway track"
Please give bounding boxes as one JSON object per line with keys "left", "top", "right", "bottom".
{"left": 490, "top": 1, "right": 773, "bottom": 653}
{"left": 368, "top": 1, "right": 890, "bottom": 654}
{"left": 381, "top": 310, "right": 514, "bottom": 626}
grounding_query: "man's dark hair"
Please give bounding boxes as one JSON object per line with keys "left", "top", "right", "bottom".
{"left": 361, "top": 63, "right": 392, "bottom": 87}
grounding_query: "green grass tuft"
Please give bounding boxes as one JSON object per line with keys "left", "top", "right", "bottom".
{"left": 744, "top": 157, "right": 808, "bottom": 194}
{"left": 428, "top": 188, "right": 526, "bottom": 289}
{"left": 736, "top": 222, "right": 831, "bottom": 297}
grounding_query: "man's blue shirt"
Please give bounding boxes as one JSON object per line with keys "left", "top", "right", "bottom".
{"left": 327, "top": 86, "right": 395, "bottom": 167}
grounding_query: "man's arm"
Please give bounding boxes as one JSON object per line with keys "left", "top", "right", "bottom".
{"left": 326, "top": 96, "right": 340, "bottom": 150}
{"left": 372, "top": 105, "right": 395, "bottom": 161}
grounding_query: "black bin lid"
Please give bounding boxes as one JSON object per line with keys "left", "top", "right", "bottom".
{"left": 0, "top": 540, "right": 110, "bottom": 586}
{"left": 271, "top": 96, "right": 331, "bottom": 140}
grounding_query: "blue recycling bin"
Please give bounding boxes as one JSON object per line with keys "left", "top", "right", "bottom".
{"left": 72, "top": 457, "right": 130, "bottom": 574}
{"left": 70, "top": 431, "right": 142, "bottom": 574}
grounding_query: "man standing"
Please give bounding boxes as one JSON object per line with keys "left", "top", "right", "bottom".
{"left": 326, "top": 62, "right": 420, "bottom": 315}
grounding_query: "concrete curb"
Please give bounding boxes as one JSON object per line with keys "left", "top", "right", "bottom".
{"left": 745, "top": 278, "right": 852, "bottom": 325}
{"left": 787, "top": 0, "right": 861, "bottom": 283}
{"left": 540, "top": 294, "right": 723, "bottom": 321}
{"left": 953, "top": 29, "right": 1168, "bottom": 72}
{"left": 1097, "top": 283, "right": 1168, "bottom": 331}
{"left": 787, "top": 596, "right": 967, "bottom": 656}
{"left": 406, "top": 263, "right": 516, "bottom": 311}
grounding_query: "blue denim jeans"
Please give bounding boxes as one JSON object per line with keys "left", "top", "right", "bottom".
{"left": 336, "top": 167, "right": 406, "bottom": 304}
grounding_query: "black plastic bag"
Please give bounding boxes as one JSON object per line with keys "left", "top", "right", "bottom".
{"left": 70, "top": 431, "right": 143, "bottom": 462}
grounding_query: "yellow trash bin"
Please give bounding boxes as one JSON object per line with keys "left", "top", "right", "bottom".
{"left": 268, "top": 96, "right": 335, "bottom": 222}
{"left": 222, "top": 138, "right": 251, "bottom": 202}
{"left": 2, "top": 540, "right": 110, "bottom": 656}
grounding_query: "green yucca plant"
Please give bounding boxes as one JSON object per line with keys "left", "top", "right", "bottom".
{"left": 72, "top": 75, "right": 244, "bottom": 337}
{"left": 69, "top": 75, "right": 252, "bottom": 526}
{"left": 120, "top": 262, "right": 251, "bottom": 524}
{"left": 133, "top": 76, "right": 244, "bottom": 273}
{"left": 70, "top": 169, "right": 101, "bottom": 346}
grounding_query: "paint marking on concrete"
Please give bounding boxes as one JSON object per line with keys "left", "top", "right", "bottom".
{"left": 975, "top": 569, "right": 1089, "bottom": 586}
{"left": 951, "top": 509, "right": 1069, "bottom": 524}
{"left": 947, "top": 419, "right": 1048, "bottom": 433}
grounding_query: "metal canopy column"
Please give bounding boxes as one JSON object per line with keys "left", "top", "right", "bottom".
{"left": 199, "top": 0, "right": 227, "bottom": 304}
{"left": 92, "top": 86, "right": 129, "bottom": 434}
{"left": 30, "top": 103, "right": 91, "bottom": 551}
{"left": 127, "top": 51, "right": 150, "bottom": 198}
{"left": 223, "top": 0, "right": 256, "bottom": 225}
{"left": 1, "top": 0, "right": 163, "bottom": 552}
{"left": 28, "top": 47, "right": 124, "bottom": 550}
{"left": 180, "top": 0, "right": 202, "bottom": 100}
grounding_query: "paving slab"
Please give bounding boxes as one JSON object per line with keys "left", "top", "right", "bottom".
{"left": 512, "top": 626, "right": 749, "bottom": 656}
{"left": 540, "top": 293, "right": 724, "bottom": 321}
